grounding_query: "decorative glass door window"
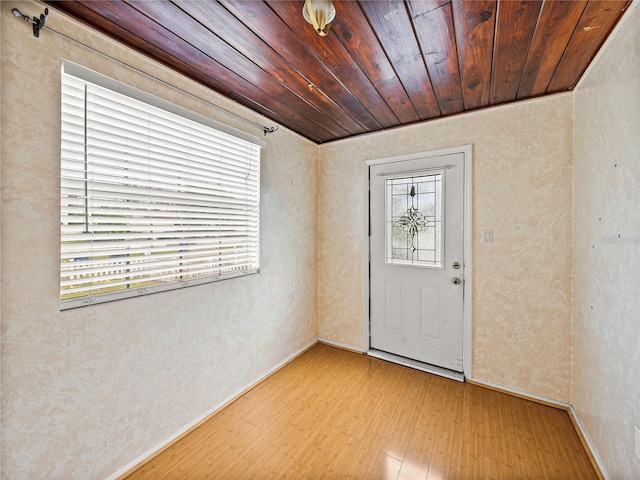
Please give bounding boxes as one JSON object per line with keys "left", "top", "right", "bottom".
{"left": 385, "top": 172, "right": 443, "bottom": 268}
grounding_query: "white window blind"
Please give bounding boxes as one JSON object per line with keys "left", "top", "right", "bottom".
{"left": 60, "top": 66, "right": 261, "bottom": 309}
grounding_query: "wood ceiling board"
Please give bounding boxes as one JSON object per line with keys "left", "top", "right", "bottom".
{"left": 407, "top": 0, "right": 464, "bottom": 116}
{"left": 43, "top": 0, "right": 633, "bottom": 144}
{"left": 52, "top": 1, "right": 330, "bottom": 142}
{"left": 266, "top": 0, "right": 399, "bottom": 130}
{"left": 517, "top": 0, "right": 589, "bottom": 98}
{"left": 452, "top": 0, "right": 496, "bottom": 110}
{"left": 331, "top": 1, "right": 421, "bottom": 124}
{"left": 169, "top": 0, "right": 359, "bottom": 138}
{"left": 125, "top": 0, "right": 347, "bottom": 140}
{"left": 548, "top": 0, "right": 632, "bottom": 92}
{"left": 219, "top": 0, "right": 379, "bottom": 136}
{"left": 361, "top": 0, "right": 441, "bottom": 120}
{"left": 490, "top": 0, "right": 542, "bottom": 105}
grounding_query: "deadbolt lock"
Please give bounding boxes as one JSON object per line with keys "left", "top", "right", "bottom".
{"left": 452, "top": 277, "right": 461, "bottom": 285}
{"left": 452, "top": 262, "right": 461, "bottom": 269}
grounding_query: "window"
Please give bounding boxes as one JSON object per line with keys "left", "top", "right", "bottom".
{"left": 385, "top": 172, "right": 443, "bottom": 268}
{"left": 60, "top": 62, "right": 261, "bottom": 309}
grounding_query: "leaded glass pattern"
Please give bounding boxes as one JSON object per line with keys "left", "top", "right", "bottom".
{"left": 385, "top": 173, "right": 443, "bottom": 268}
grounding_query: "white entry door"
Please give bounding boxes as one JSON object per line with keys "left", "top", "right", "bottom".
{"left": 369, "top": 151, "right": 465, "bottom": 372}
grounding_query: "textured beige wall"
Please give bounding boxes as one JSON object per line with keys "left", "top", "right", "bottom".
{"left": 318, "top": 94, "right": 574, "bottom": 402}
{"left": 572, "top": 2, "right": 640, "bottom": 478}
{"left": 0, "top": 2, "right": 317, "bottom": 478}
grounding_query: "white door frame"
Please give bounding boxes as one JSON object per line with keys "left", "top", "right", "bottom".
{"left": 363, "top": 144, "right": 473, "bottom": 377}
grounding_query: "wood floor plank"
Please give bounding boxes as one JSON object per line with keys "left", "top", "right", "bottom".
{"left": 397, "top": 428, "right": 434, "bottom": 480}
{"left": 368, "top": 451, "right": 403, "bottom": 480}
{"left": 123, "top": 344, "right": 598, "bottom": 479}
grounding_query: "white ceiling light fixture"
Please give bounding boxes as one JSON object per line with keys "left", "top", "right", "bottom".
{"left": 303, "top": 0, "right": 336, "bottom": 37}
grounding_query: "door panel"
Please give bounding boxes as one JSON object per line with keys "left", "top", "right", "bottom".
{"left": 420, "top": 286, "right": 443, "bottom": 341}
{"left": 385, "top": 282, "right": 406, "bottom": 333}
{"left": 369, "top": 152, "right": 465, "bottom": 372}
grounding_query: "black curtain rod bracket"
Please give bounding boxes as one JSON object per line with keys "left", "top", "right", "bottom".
{"left": 263, "top": 125, "right": 279, "bottom": 136}
{"left": 12, "top": 7, "right": 49, "bottom": 38}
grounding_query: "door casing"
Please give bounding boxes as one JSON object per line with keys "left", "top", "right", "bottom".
{"left": 363, "top": 144, "right": 473, "bottom": 377}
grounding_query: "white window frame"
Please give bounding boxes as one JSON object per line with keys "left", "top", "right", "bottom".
{"left": 60, "top": 61, "right": 263, "bottom": 310}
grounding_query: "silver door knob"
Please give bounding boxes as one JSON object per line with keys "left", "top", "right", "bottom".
{"left": 452, "top": 277, "right": 461, "bottom": 285}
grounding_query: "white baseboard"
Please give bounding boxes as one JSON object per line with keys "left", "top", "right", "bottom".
{"left": 467, "top": 376, "right": 570, "bottom": 409}
{"left": 317, "top": 336, "right": 366, "bottom": 353}
{"left": 109, "top": 339, "right": 318, "bottom": 480}
{"left": 567, "top": 404, "right": 608, "bottom": 480}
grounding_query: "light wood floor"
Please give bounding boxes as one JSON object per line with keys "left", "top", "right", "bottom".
{"left": 124, "top": 344, "right": 598, "bottom": 479}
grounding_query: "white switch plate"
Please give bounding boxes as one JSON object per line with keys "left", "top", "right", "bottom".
{"left": 483, "top": 230, "right": 493, "bottom": 243}
{"left": 635, "top": 426, "right": 640, "bottom": 460}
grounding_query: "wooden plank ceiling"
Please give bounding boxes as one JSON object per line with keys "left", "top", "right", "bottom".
{"left": 46, "top": 0, "right": 631, "bottom": 144}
